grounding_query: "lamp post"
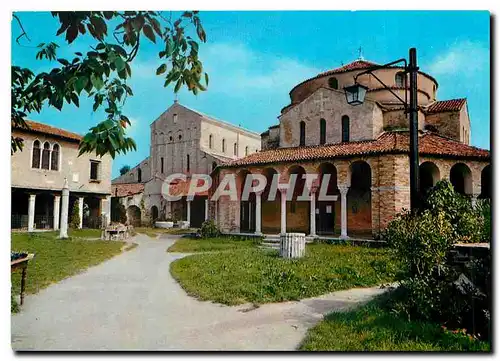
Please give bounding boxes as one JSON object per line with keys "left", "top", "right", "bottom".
{"left": 344, "top": 47, "right": 420, "bottom": 212}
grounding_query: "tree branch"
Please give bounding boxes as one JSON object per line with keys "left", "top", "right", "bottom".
{"left": 13, "top": 14, "right": 31, "bottom": 45}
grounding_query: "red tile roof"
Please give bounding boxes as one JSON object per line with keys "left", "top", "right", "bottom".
{"left": 222, "top": 132, "right": 489, "bottom": 168}
{"left": 424, "top": 98, "right": 467, "bottom": 114}
{"left": 112, "top": 183, "right": 145, "bottom": 197}
{"left": 318, "top": 60, "right": 379, "bottom": 76}
{"left": 14, "top": 120, "right": 83, "bottom": 142}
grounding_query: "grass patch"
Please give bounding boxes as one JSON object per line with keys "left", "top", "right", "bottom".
{"left": 299, "top": 293, "right": 490, "bottom": 351}
{"left": 170, "top": 243, "right": 397, "bottom": 305}
{"left": 167, "top": 236, "right": 259, "bottom": 253}
{"left": 11, "top": 232, "right": 124, "bottom": 295}
{"left": 134, "top": 227, "right": 197, "bottom": 238}
{"left": 68, "top": 228, "right": 102, "bottom": 238}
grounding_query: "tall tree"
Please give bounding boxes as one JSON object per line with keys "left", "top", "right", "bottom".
{"left": 12, "top": 11, "right": 208, "bottom": 158}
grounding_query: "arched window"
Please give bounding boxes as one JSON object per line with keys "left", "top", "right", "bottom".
{"left": 178, "top": 134, "right": 182, "bottom": 140}
{"left": 320, "top": 118, "right": 326, "bottom": 145}
{"left": 299, "top": 121, "right": 306, "bottom": 146}
{"left": 51, "top": 144, "right": 60, "bottom": 171}
{"left": 233, "top": 142, "right": 237, "bottom": 156}
{"left": 245, "top": 146, "right": 249, "bottom": 156}
{"left": 41, "top": 142, "right": 50, "bottom": 170}
{"left": 341, "top": 115, "right": 350, "bottom": 142}
{"left": 328, "top": 77, "right": 339, "bottom": 89}
{"left": 222, "top": 138, "right": 226, "bottom": 153}
{"left": 32, "top": 140, "right": 41, "bottom": 168}
{"left": 138, "top": 168, "right": 142, "bottom": 183}
{"left": 186, "top": 154, "right": 190, "bottom": 172}
{"left": 395, "top": 72, "right": 405, "bottom": 87}
{"left": 209, "top": 134, "right": 213, "bottom": 149}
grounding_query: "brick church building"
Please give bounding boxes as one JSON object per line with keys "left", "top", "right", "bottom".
{"left": 210, "top": 59, "right": 491, "bottom": 238}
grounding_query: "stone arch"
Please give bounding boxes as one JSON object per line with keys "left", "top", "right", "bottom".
{"left": 419, "top": 161, "right": 440, "bottom": 196}
{"left": 450, "top": 163, "right": 472, "bottom": 195}
{"left": 286, "top": 165, "right": 309, "bottom": 233}
{"left": 127, "top": 205, "right": 142, "bottom": 227}
{"left": 262, "top": 167, "right": 280, "bottom": 234}
{"left": 317, "top": 162, "right": 339, "bottom": 235}
{"left": 237, "top": 169, "right": 255, "bottom": 232}
{"left": 150, "top": 205, "right": 159, "bottom": 222}
{"left": 480, "top": 164, "right": 491, "bottom": 199}
{"left": 348, "top": 160, "right": 372, "bottom": 235}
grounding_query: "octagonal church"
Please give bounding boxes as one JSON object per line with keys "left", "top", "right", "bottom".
{"left": 210, "top": 58, "right": 491, "bottom": 238}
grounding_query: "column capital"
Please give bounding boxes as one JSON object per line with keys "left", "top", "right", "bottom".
{"left": 29, "top": 193, "right": 36, "bottom": 200}
{"left": 254, "top": 189, "right": 265, "bottom": 196}
{"left": 338, "top": 186, "right": 349, "bottom": 194}
{"left": 278, "top": 186, "right": 288, "bottom": 195}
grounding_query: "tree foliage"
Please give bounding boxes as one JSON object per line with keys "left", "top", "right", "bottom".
{"left": 119, "top": 164, "right": 131, "bottom": 175}
{"left": 12, "top": 11, "right": 208, "bottom": 158}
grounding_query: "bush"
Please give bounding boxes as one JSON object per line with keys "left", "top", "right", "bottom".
{"left": 475, "top": 199, "right": 491, "bottom": 242}
{"left": 70, "top": 202, "right": 81, "bottom": 229}
{"left": 198, "top": 220, "right": 220, "bottom": 239}
{"left": 424, "top": 180, "right": 483, "bottom": 243}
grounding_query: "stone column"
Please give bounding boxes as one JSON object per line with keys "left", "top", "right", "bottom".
{"left": 204, "top": 199, "right": 209, "bottom": 221}
{"left": 101, "top": 196, "right": 111, "bottom": 227}
{"left": 255, "top": 191, "right": 262, "bottom": 235}
{"left": 339, "top": 186, "right": 349, "bottom": 239}
{"left": 309, "top": 189, "right": 317, "bottom": 238}
{"left": 78, "top": 197, "right": 84, "bottom": 229}
{"left": 53, "top": 195, "right": 61, "bottom": 230}
{"left": 59, "top": 179, "right": 69, "bottom": 238}
{"left": 186, "top": 200, "right": 191, "bottom": 226}
{"left": 280, "top": 188, "right": 287, "bottom": 234}
{"left": 28, "top": 194, "right": 36, "bottom": 232}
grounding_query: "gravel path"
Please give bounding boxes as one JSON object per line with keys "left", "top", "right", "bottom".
{"left": 11, "top": 233, "right": 388, "bottom": 351}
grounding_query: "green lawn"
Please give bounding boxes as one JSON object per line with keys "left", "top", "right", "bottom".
{"left": 11, "top": 232, "right": 125, "bottom": 295}
{"left": 135, "top": 227, "right": 197, "bottom": 238}
{"left": 167, "top": 236, "right": 259, "bottom": 253}
{"left": 299, "top": 293, "right": 490, "bottom": 351}
{"left": 170, "top": 243, "right": 397, "bottom": 305}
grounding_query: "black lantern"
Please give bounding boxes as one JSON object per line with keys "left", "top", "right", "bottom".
{"left": 343, "top": 83, "right": 368, "bottom": 106}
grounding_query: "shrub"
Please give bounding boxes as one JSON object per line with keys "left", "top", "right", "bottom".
{"left": 198, "top": 220, "right": 221, "bottom": 239}
{"left": 424, "top": 180, "right": 482, "bottom": 243}
{"left": 475, "top": 199, "right": 491, "bottom": 242}
{"left": 70, "top": 202, "right": 81, "bottom": 229}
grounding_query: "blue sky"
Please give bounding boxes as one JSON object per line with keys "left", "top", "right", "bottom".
{"left": 12, "top": 11, "right": 490, "bottom": 178}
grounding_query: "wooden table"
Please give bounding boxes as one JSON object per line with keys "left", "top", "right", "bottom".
{"left": 11, "top": 254, "right": 35, "bottom": 305}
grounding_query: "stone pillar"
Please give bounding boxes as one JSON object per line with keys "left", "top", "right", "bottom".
{"left": 186, "top": 200, "right": 191, "bottom": 226}
{"left": 339, "top": 186, "right": 349, "bottom": 239}
{"left": 280, "top": 232, "right": 306, "bottom": 258}
{"left": 255, "top": 191, "right": 262, "bottom": 235}
{"left": 280, "top": 188, "right": 287, "bottom": 234}
{"left": 78, "top": 197, "right": 84, "bottom": 229}
{"left": 53, "top": 195, "right": 61, "bottom": 230}
{"left": 28, "top": 194, "right": 36, "bottom": 232}
{"left": 309, "top": 189, "right": 317, "bottom": 237}
{"left": 204, "top": 199, "right": 209, "bottom": 221}
{"left": 101, "top": 196, "right": 111, "bottom": 227}
{"left": 59, "top": 179, "right": 69, "bottom": 238}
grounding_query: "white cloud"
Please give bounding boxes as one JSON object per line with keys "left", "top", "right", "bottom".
{"left": 427, "top": 41, "right": 489, "bottom": 77}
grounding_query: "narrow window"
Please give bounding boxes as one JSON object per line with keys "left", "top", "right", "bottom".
{"left": 245, "top": 146, "right": 249, "bottom": 156}
{"left": 178, "top": 134, "right": 182, "bottom": 140}
{"left": 212, "top": 162, "right": 217, "bottom": 171}
{"left": 160, "top": 157, "right": 164, "bottom": 173}
{"left": 41, "top": 142, "right": 50, "bottom": 170}
{"left": 233, "top": 142, "right": 237, "bottom": 156}
{"left": 320, "top": 118, "right": 326, "bottom": 145}
{"left": 187, "top": 154, "right": 190, "bottom": 172}
{"left": 342, "top": 115, "right": 350, "bottom": 142}
{"left": 173, "top": 113, "right": 178, "bottom": 123}
{"left": 222, "top": 139, "right": 226, "bottom": 153}
{"left": 328, "top": 77, "right": 338, "bottom": 89}
{"left": 299, "top": 121, "right": 306, "bottom": 146}
{"left": 137, "top": 168, "right": 142, "bottom": 183}
{"left": 32, "top": 140, "right": 41, "bottom": 168}
{"left": 209, "top": 134, "right": 213, "bottom": 148}
{"left": 395, "top": 72, "right": 405, "bottom": 87}
{"left": 90, "top": 160, "right": 100, "bottom": 180}
{"left": 51, "top": 144, "right": 59, "bottom": 171}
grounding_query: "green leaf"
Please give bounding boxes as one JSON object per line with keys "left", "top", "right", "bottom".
{"left": 156, "top": 64, "right": 167, "bottom": 75}
{"left": 90, "top": 73, "right": 104, "bottom": 90}
{"left": 71, "top": 93, "right": 80, "bottom": 107}
{"left": 57, "top": 58, "right": 70, "bottom": 66}
{"left": 205, "top": 73, "right": 209, "bottom": 86}
{"left": 114, "top": 56, "right": 126, "bottom": 72}
{"left": 174, "top": 78, "right": 182, "bottom": 93}
{"left": 74, "top": 76, "right": 89, "bottom": 94}
{"left": 143, "top": 24, "right": 156, "bottom": 43}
